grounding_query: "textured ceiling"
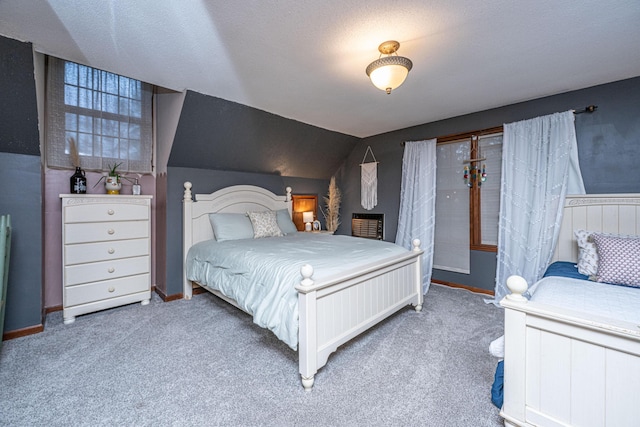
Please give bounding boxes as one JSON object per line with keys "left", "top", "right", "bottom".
{"left": 1, "top": 0, "right": 639, "bottom": 138}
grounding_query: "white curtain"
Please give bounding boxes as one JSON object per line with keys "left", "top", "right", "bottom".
{"left": 396, "top": 139, "right": 437, "bottom": 294}
{"left": 492, "top": 111, "right": 585, "bottom": 303}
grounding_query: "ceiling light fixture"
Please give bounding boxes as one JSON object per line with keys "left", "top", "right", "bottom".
{"left": 365, "top": 40, "right": 413, "bottom": 94}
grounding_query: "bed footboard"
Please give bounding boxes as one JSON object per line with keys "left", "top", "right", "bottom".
{"left": 296, "top": 239, "right": 423, "bottom": 391}
{"left": 500, "top": 276, "right": 640, "bottom": 427}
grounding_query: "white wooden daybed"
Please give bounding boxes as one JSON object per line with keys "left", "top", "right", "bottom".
{"left": 500, "top": 194, "right": 640, "bottom": 427}
{"left": 182, "top": 182, "right": 424, "bottom": 391}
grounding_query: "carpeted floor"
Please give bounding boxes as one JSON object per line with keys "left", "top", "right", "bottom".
{"left": 0, "top": 284, "right": 504, "bottom": 426}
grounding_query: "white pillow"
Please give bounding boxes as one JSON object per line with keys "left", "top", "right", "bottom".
{"left": 247, "top": 211, "right": 283, "bottom": 238}
{"left": 574, "top": 229, "right": 598, "bottom": 276}
{"left": 208, "top": 213, "right": 254, "bottom": 242}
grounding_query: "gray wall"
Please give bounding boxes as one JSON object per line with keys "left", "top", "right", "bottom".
{"left": 0, "top": 36, "right": 43, "bottom": 332}
{"left": 340, "top": 77, "right": 640, "bottom": 292}
{"left": 169, "top": 91, "right": 359, "bottom": 179}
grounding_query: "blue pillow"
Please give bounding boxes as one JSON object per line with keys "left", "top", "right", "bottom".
{"left": 208, "top": 213, "right": 254, "bottom": 242}
{"left": 543, "top": 261, "right": 589, "bottom": 280}
{"left": 276, "top": 209, "right": 298, "bottom": 235}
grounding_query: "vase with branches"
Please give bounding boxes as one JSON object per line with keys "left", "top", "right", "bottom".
{"left": 322, "top": 176, "right": 341, "bottom": 233}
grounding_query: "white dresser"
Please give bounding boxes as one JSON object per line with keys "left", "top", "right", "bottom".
{"left": 60, "top": 194, "right": 152, "bottom": 324}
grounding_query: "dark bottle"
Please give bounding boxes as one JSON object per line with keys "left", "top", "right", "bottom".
{"left": 70, "top": 167, "right": 87, "bottom": 194}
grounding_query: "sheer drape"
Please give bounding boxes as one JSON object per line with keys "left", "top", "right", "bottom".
{"left": 493, "top": 111, "right": 585, "bottom": 302}
{"left": 396, "top": 139, "right": 437, "bottom": 294}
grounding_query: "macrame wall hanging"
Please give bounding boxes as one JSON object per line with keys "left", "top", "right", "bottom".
{"left": 360, "top": 146, "right": 378, "bottom": 210}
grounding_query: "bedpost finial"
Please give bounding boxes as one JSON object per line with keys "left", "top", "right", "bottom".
{"left": 300, "top": 264, "right": 314, "bottom": 287}
{"left": 411, "top": 239, "right": 421, "bottom": 251}
{"left": 183, "top": 182, "right": 193, "bottom": 202}
{"left": 285, "top": 186, "right": 292, "bottom": 202}
{"left": 506, "top": 275, "right": 528, "bottom": 302}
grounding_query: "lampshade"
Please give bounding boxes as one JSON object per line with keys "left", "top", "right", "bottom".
{"left": 366, "top": 40, "right": 413, "bottom": 94}
{"left": 302, "top": 211, "right": 314, "bottom": 224}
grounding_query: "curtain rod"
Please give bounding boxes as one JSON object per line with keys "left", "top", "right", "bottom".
{"left": 400, "top": 106, "right": 598, "bottom": 146}
{"left": 573, "top": 104, "right": 598, "bottom": 114}
{"left": 573, "top": 105, "right": 598, "bottom": 114}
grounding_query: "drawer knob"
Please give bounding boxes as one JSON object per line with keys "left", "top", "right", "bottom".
{"left": 108, "top": 286, "right": 115, "bottom": 293}
{"left": 108, "top": 229, "right": 115, "bottom": 235}
{"left": 108, "top": 209, "right": 115, "bottom": 215}
{"left": 108, "top": 267, "right": 115, "bottom": 273}
{"left": 108, "top": 248, "right": 115, "bottom": 254}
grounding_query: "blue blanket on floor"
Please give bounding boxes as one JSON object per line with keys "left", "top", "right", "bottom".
{"left": 491, "top": 360, "right": 504, "bottom": 408}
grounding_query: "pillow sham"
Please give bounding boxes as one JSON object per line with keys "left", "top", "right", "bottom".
{"left": 208, "top": 213, "right": 254, "bottom": 242}
{"left": 275, "top": 209, "right": 298, "bottom": 235}
{"left": 247, "top": 210, "right": 283, "bottom": 238}
{"left": 592, "top": 233, "right": 640, "bottom": 288}
{"left": 574, "top": 229, "right": 599, "bottom": 276}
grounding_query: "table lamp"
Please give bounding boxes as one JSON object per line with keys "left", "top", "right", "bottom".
{"left": 302, "top": 211, "right": 314, "bottom": 232}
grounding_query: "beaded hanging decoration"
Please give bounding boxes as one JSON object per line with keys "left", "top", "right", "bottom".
{"left": 463, "top": 163, "right": 487, "bottom": 187}
{"left": 463, "top": 135, "right": 487, "bottom": 188}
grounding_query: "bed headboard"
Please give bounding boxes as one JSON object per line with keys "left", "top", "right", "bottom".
{"left": 553, "top": 193, "right": 640, "bottom": 262}
{"left": 183, "top": 182, "right": 292, "bottom": 247}
{"left": 182, "top": 183, "right": 293, "bottom": 298}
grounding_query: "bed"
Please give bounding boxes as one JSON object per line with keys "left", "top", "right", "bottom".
{"left": 500, "top": 194, "right": 640, "bottom": 427}
{"left": 182, "top": 182, "right": 424, "bottom": 390}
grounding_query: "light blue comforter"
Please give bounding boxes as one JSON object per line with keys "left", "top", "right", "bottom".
{"left": 186, "top": 233, "right": 408, "bottom": 350}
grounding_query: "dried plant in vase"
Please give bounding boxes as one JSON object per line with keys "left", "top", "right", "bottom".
{"left": 322, "top": 176, "right": 341, "bottom": 232}
{"left": 68, "top": 137, "right": 80, "bottom": 168}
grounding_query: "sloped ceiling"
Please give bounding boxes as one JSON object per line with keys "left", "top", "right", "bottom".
{"left": 1, "top": 0, "right": 639, "bottom": 138}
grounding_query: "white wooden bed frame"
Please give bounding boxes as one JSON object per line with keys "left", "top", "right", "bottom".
{"left": 501, "top": 194, "right": 640, "bottom": 427}
{"left": 182, "top": 182, "right": 424, "bottom": 391}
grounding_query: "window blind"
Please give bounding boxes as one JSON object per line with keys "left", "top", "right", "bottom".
{"left": 434, "top": 140, "right": 470, "bottom": 274}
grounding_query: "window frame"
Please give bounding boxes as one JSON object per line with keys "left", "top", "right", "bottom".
{"left": 437, "top": 126, "right": 503, "bottom": 253}
{"left": 45, "top": 56, "right": 154, "bottom": 174}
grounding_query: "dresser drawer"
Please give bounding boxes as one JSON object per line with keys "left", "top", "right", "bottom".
{"left": 64, "top": 201, "right": 149, "bottom": 223}
{"left": 64, "top": 220, "right": 149, "bottom": 244}
{"left": 64, "top": 238, "right": 149, "bottom": 265}
{"left": 65, "top": 255, "right": 149, "bottom": 286}
{"left": 65, "top": 274, "right": 150, "bottom": 307}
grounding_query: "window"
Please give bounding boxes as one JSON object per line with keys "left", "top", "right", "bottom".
{"left": 473, "top": 133, "right": 502, "bottom": 249}
{"left": 434, "top": 127, "right": 503, "bottom": 273}
{"left": 46, "top": 57, "right": 153, "bottom": 173}
{"left": 434, "top": 140, "right": 470, "bottom": 273}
